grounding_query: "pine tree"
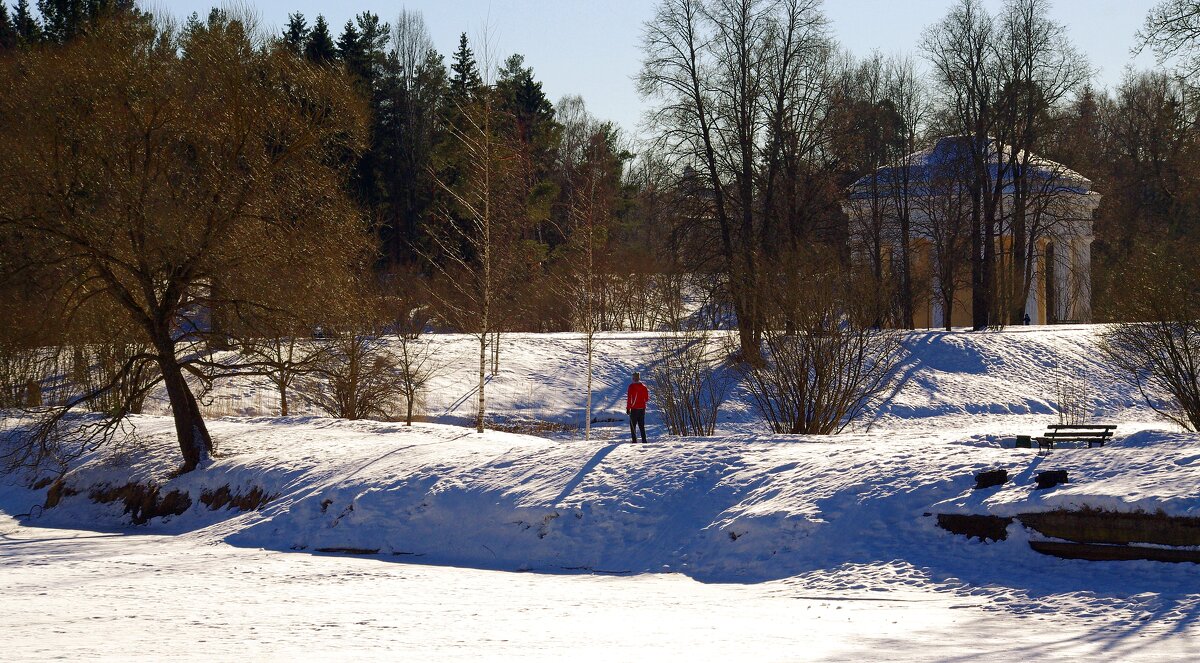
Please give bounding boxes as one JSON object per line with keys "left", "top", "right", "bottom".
{"left": 0, "top": 5, "right": 17, "bottom": 52}
{"left": 282, "top": 12, "right": 307, "bottom": 57}
{"left": 496, "top": 53, "right": 560, "bottom": 153}
{"left": 14, "top": 0, "right": 40, "bottom": 44}
{"left": 448, "top": 32, "right": 483, "bottom": 104}
{"left": 304, "top": 15, "right": 336, "bottom": 65}
{"left": 497, "top": 55, "right": 555, "bottom": 137}
{"left": 496, "top": 53, "right": 561, "bottom": 247}
{"left": 352, "top": 11, "right": 389, "bottom": 86}
{"left": 30, "top": 0, "right": 132, "bottom": 44}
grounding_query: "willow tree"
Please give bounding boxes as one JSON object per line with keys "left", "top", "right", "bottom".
{"left": 0, "top": 13, "right": 371, "bottom": 473}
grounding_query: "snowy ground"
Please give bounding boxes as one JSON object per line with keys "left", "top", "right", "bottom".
{"left": 4, "top": 515, "right": 1194, "bottom": 662}
{"left": 2, "top": 326, "right": 1200, "bottom": 660}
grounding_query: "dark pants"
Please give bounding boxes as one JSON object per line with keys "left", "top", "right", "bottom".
{"left": 629, "top": 408, "right": 646, "bottom": 443}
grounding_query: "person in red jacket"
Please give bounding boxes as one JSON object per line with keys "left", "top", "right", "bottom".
{"left": 626, "top": 371, "right": 649, "bottom": 443}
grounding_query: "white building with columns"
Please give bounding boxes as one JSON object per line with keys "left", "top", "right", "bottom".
{"left": 843, "top": 136, "right": 1101, "bottom": 328}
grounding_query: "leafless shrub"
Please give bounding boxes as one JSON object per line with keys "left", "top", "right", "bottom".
{"left": 71, "top": 344, "right": 160, "bottom": 416}
{"left": 1102, "top": 322, "right": 1200, "bottom": 431}
{"left": 393, "top": 310, "right": 440, "bottom": 426}
{"left": 651, "top": 330, "right": 732, "bottom": 436}
{"left": 1052, "top": 368, "right": 1092, "bottom": 425}
{"left": 1100, "top": 242, "right": 1200, "bottom": 431}
{"left": 740, "top": 327, "right": 903, "bottom": 435}
{"left": 302, "top": 334, "right": 404, "bottom": 421}
{"left": 0, "top": 343, "right": 50, "bottom": 408}
{"left": 239, "top": 335, "right": 326, "bottom": 416}
{"left": 741, "top": 250, "right": 905, "bottom": 435}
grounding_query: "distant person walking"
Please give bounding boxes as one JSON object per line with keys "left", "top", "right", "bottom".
{"left": 626, "top": 371, "right": 649, "bottom": 443}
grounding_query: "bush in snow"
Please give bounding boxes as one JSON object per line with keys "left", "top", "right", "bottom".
{"left": 0, "top": 344, "right": 49, "bottom": 409}
{"left": 71, "top": 344, "right": 159, "bottom": 417}
{"left": 1052, "top": 368, "right": 1093, "bottom": 426}
{"left": 1100, "top": 242, "right": 1200, "bottom": 431}
{"left": 739, "top": 326, "right": 902, "bottom": 435}
{"left": 302, "top": 334, "right": 405, "bottom": 421}
{"left": 740, "top": 249, "right": 904, "bottom": 435}
{"left": 651, "top": 330, "right": 732, "bottom": 436}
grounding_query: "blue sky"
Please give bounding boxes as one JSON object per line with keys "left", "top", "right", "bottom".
{"left": 161, "top": 1, "right": 1160, "bottom": 139}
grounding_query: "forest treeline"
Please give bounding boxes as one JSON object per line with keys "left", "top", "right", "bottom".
{"left": 2, "top": 1, "right": 1197, "bottom": 333}
{"left": 3, "top": 0, "right": 1200, "bottom": 472}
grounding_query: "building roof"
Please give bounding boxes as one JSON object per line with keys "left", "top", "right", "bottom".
{"left": 847, "top": 136, "right": 1093, "bottom": 201}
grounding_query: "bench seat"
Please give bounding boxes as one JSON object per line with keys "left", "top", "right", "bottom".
{"left": 1035, "top": 425, "right": 1116, "bottom": 451}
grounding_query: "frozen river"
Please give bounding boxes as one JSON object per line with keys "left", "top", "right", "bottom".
{"left": 3, "top": 515, "right": 1195, "bottom": 662}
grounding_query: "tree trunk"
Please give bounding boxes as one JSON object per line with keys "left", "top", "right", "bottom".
{"left": 584, "top": 332, "right": 593, "bottom": 441}
{"left": 899, "top": 207, "right": 914, "bottom": 329}
{"left": 157, "top": 351, "right": 212, "bottom": 473}
{"left": 279, "top": 383, "right": 289, "bottom": 416}
{"left": 971, "top": 187, "right": 987, "bottom": 331}
{"left": 477, "top": 333, "right": 486, "bottom": 432}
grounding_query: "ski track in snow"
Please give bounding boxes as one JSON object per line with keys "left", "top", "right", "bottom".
{"left": 2, "top": 326, "right": 1200, "bottom": 660}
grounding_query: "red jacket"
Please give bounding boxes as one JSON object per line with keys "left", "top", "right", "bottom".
{"left": 626, "top": 382, "right": 649, "bottom": 410}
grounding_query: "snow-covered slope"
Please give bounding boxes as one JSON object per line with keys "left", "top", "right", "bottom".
{"left": 1, "top": 326, "right": 1194, "bottom": 580}
{"left": 4, "top": 324, "right": 1200, "bottom": 654}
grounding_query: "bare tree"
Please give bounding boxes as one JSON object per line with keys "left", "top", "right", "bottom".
{"left": 913, "top": 146, "right": 974, "bottom": 330}
{"left": 553, "top": 97, "right": 625, "bottom": 438}
{"left": 837, "top": 53, "right": 904, "bottom": 328}
{"left": 0, "top": 13, "right": 371, "bottom": 472}
{"left": 885, "top": 55, "right": 933, "bottom": 329}
{"left": 924, "top": 0, "right": 1088, "bottom": 329}
{"left": 923, "top": 0, "right": 1003, "bottom": 330}
{"left": 240, "top": 333, "right": 325, "bottom": 417}
{"left": 393, "top": 307, "right": 439, "bottom": 426}
{"left": 303, "top": 333, "right": 403, "bottom": 421}
{"left": 1140, "top": 0, "right": 1200, "bottom": 85}
{"left": 379, "top": 9, "right": 446, "bottom": 264}
{"left": 639, "top": 0, "right": 834, "bottom": 364}
{"left": 993, "top": 0, "right": 1090, "bottom": 325}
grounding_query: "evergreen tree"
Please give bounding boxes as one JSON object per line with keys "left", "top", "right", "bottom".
{"left": 14, "top": 0, "right": 40, "bottom": 44}
{"left": 336, "top": 19, "right": 362, "bottom": 73}
{"left": 448, "top": 32, "right": 483, "bottom": 105}
{"left": 37, "top": 0, "right": 85, "bottom": 43}
{"left": 0, "top": 5, "right": 17, "bottom": 52}
{"left": 304, "top": 15, "right": 336, "bottom": 65}
{"left": 495, "top": 53, "right": 562, "bottom": 247}
{"left": 496, "top": 53, "right": 558, "bottom": 148}
{"left": 31, "top": 0, "right": 134, "bottom": 44}
{"left": 338, "top": 18, "right": 372, "bottom": 214}
{"left": 351, "top": 11, "right": 389, "bottom": 87}
{"left": 282, "top": 12, "right": 308, "bottom": 57}
{"left": 376, "top": 9, "right": 447, "bottom": 265}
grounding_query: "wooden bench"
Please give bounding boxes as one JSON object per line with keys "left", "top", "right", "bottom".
{"left": 1035, "top": 424, "right": 1116, "bottom": 451}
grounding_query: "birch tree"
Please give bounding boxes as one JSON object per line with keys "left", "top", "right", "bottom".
{"left": 428, "top": 34, "right": 528, "bottom": 432}
{"left": 557, "top": 100, "right": 624, "bottom": 439}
